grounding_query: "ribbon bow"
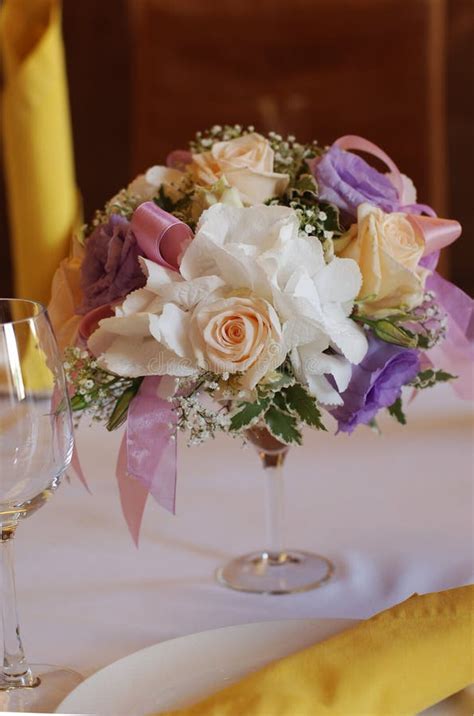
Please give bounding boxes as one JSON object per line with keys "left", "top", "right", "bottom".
{"left": 130, "top": 201, "right": 193, "bottom": 271}
{"left": 334, "top": 135, "right": 462, "bottom": 256}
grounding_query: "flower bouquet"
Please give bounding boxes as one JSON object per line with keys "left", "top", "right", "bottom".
{"left": 51, "top": 126, "right": 473, "bottom": 594}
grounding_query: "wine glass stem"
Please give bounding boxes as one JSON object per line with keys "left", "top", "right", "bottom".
{"left": 263, "top": 462, "right": 285, "bottom": 558}
{"left": 0, "top": 528, "right": 35, "bottom": 687}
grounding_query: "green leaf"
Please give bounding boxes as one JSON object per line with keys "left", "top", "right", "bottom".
{"left": 272, "top": 391, "right": 289, "bottom": 413}
{"left": 229, "top": 398, "right": 269, "bottom": 431}
{"left": 318, "top": 201, "right": 343, "bottom": 234}
{"left": 264, "top": 405, "right": 302, "bottom": 445}
{"left": 387, "top": 397, "right": 407, "bottom": 425}
{"left": 106, "top": 379, "right": 143, "bottom": 431}
{"left": 258, "top": 371, "right": 295, "bottom": 394}
{"left": 410, "top": 369, "right": 457, "bottom": 390}
{"left": 153, "top": 185, "right": 175, "bottom": 213}
{"left": 70, "top": 394, "right": 87, "bottom": 411}
{"left": 293, "top": 173, "right": 318, "bottom": 197}
{"left": 284, "top": 384, "right": 327, "bottom": 430}
{"left": 372, "top": 320, "right": 418, "bottom": 348}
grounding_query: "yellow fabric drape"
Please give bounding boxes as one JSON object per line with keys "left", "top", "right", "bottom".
{"left": 163, "top": 585, "right": 473, "bottom": 716}
{"left": 0, "top": 0, "right": 79, "bottom": 305}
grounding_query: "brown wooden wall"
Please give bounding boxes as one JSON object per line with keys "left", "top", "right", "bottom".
{"left": 1, "top": 0, "right": 472, "bottom": 297}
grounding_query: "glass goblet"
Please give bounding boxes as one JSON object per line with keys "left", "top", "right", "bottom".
{"left": 216, "top": 425, "right": 334, "bottom": 594}
{"left": 0, "top": 298, "right": 82, "bottom": 712}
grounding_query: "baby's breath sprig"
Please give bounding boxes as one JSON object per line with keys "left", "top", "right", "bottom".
{"left": 64, "top": 347, "right": 137, "bottom": 427}
{"left": 190, "top": 124, "right": 248, "bottom": 153}
{"left": 84, "top": 190, "right": 143, "bottom": 237}
{"left": 175, "top": 394, "right": 230, "bottom": 446}
{"left": 403, "top": 291, "right": 448, "bottom": 349}
{"left": 268, "top": 132, "right": 322, "bottom": 182}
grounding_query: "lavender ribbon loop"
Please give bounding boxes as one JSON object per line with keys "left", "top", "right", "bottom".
{"left": 425, "top": 272, "right": 474, "bottom": 401}
{"left": 130, "top": 202, "right": 193, "bottom": 271}
{"left": 331, "top": 135, "right": 438, "bottom": 216}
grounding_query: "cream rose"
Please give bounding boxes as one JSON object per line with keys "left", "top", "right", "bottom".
{"left": 190, "top": 295, "right": 285, "bottom": 388}
{"left": 190, "top": 133, "right": 289, "bottom": 205}
{"left": 335, "top": 203, "right": 428, "bottom": 316}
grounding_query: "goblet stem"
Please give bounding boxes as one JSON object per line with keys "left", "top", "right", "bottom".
{"left": 0, "top": 528, "right": 37, "bottom": 689}
{"left": 262, "top": 455, "right": 286, "bottom": 559}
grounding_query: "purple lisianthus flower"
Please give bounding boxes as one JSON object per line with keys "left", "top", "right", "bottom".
{"left": 79, "top": 214, "right": 146, "bottom": 314}
{"left": 313, "top": 146, "right": 400, "bottom": 218}
{"left": 330, "top": 334, "right": 420, "bottom": 433}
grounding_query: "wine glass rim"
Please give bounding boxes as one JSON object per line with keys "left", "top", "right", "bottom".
{"left": 0, "top": 298, "right": 47, "bottom": 326}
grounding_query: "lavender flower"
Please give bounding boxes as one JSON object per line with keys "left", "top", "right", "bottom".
{"left": 312, "top": 145, "right": 399, "bottom": 218}
{"left": 331, "top": 334, "right": 420, "bottom": 433}
{"left": 79, "top": 214, "right": 146, "bottom": 314}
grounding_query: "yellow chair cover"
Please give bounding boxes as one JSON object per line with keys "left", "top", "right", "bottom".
{"left": 0, "top": 0, "right": 80, "bottom": 389}
{"left": 0, "top": 0, "right": 79, "bottom": 305}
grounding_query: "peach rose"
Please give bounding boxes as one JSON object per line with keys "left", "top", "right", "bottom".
{"left": 190, "top": 295, "right": 284, "bottom": 388}
{"left": 336, "top": 203, "right": 428, "bottom": 316}
{"left": 190, "top": 133, "right": 289, "bottom": 205}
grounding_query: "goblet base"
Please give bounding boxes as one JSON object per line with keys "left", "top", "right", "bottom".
{"left": 0, "top": 664, "right": 83, "bottom": 713}
{"left": 216, "top": 550, "right": 334, "bottom": 595}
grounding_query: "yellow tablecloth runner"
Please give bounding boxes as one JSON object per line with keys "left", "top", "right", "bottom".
{"left": 163, "top": 585, "right": 473, "bottom": 716}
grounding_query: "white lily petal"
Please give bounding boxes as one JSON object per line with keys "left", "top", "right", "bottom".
{"left": 94, "top": 313, "right": 151, "bottom": 338}
{"left": 316, "top": 257, "right": 362, "bottom": 304}
{"left": 140, "top": 257, "right": 181, "bottom": 294}
{"left": 119, "top": 288, "right": 162, "bottom": 316}
{"left": 158, "top": 275, "right": 225, "bottom": 310}
{"left": 149, "top": 304, "right": 194, "bottom": 359}
{"left": 282, "top": 317, "right": 327, "bottom": 351}
{"left": 305, "top": 374, "right": 344, "bottom": 406}
{"left": 321, "top": 303, "right": 368, "bottom": 364}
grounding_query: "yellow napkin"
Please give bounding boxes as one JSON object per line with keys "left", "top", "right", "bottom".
{"left": 0, "top": 0, "right": 79, "bottom": 306}
{"left": 163, "top": 585, "right": 473, "bottom": 716}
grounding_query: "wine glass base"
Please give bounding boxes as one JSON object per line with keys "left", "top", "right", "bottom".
{"left": 0, "top": 664, "right": 83, "bottom": 713}
{"left": 216, "top": 550, "right": 334, "bottom": 595}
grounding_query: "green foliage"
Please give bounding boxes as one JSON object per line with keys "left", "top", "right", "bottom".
{"left": 410, "top": 369, "right": 456, "bottom": 390}
{"left": 287, "top": 174, "right": 318, "bottom": 201}
{"left": 153, "top": 185, "right": 196, "bottom": 231}
{"left": 284, "top": 384, "right": 327, "bottom": 430}
{"left": 106, "top": 378, "right": 143, "bottom": 431}
{"left": 355, "top": 314, "right": 418, "bottom": 349}
{"left": 229, "top": 398, "right": 270, "bottom": 431}
{"left": 387, "top": 397, "right": 407, "bottom": 425}
{"left": 317, "top": 201, "right": 343, "bottom": 234}
{"left": 264, "top": 405, "right": 302, "bottom": 445}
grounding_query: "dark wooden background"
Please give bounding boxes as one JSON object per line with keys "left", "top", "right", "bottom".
{"left": 1, "top": 0, "right": 472, "bottom": 297}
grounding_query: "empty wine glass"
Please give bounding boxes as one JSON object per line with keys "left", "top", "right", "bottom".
{"left": 0, "top": 298, "right": 82, "bottom": 712}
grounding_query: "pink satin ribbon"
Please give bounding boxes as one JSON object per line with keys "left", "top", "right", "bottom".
{"left": 116, "top": 375, "right": 177, "bottom": 543}
{"left": 408, "top": 215, "right": 462, "bottom": 257}
{"left": 116, "top": 434, "right": 149, "bottom": 546}
{"left": 130, "top": 202, "right": 193, "bottom": 271}
{"left": 70, "top": 443, "right": 91, "bottom": 492}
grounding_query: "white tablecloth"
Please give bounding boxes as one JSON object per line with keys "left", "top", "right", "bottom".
{"left": 15, "top": 385, "right": 473, "bottom": 677}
